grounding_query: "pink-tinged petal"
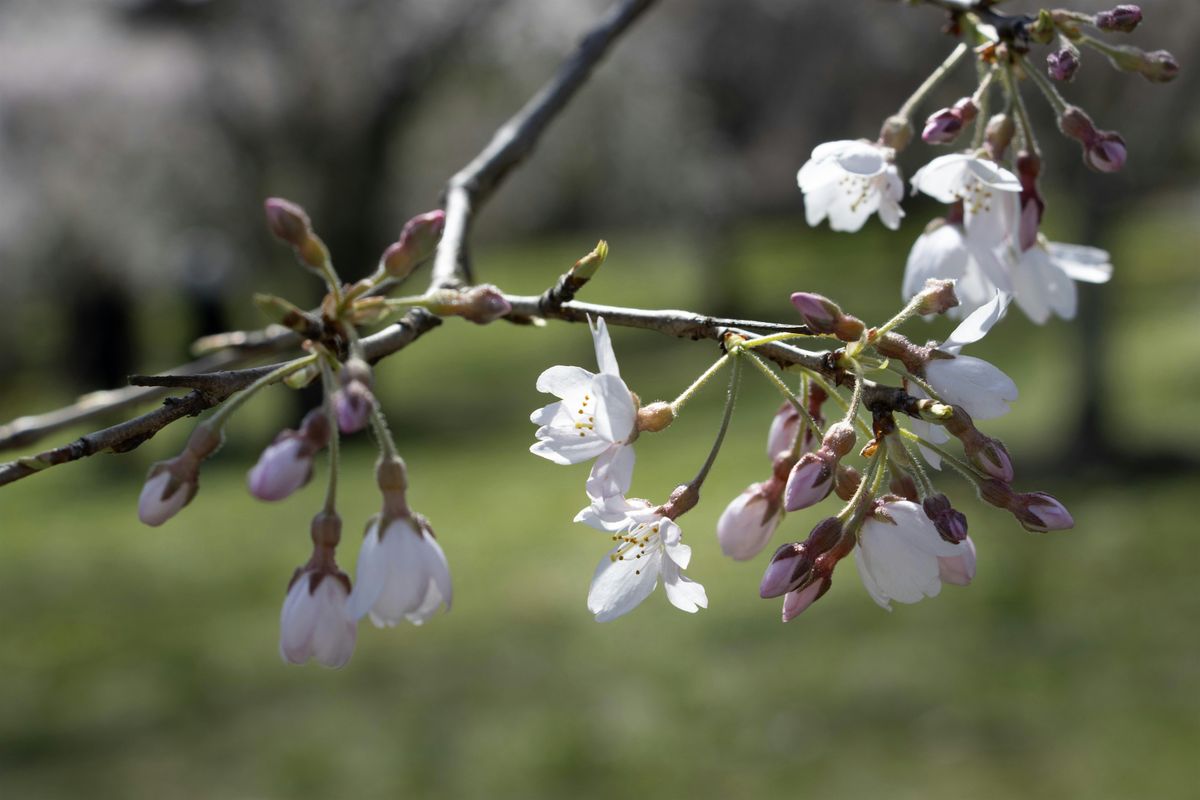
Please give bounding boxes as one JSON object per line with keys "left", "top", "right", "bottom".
{"left": 717, "top": 486, "right": 780, "bottom": 561}
{"left": 308, "top": 579, "right": 356, "bottom": 668}
{"left": 247, "top": 437, "right": 312, "bottom": 502}
{"left": 138, "top": 470, "right": 191, "bottom": 527}
{"left": 767, "top": 403, "right": 802, "bottom": 460}
{"left": 782, "top": 580, "right": 825, "bottom": 621}
{"left": 279, "top": 576, "right": 320, "bottom": 664}
{"left": 535, "top": 365, "right": 594, "bottom": 398}
{"left": 588, "top": 316, "right": 621, "bottom": 377}
{"left": 938, "top": 536, "right": 977, "bottom": 586}
{"left": 588, "top": 548, "right": 662, "bottom": 622}
{"left": 783, "top": 456, "right": 833, "bottom": 511}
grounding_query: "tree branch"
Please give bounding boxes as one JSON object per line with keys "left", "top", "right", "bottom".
{"left": 0, "top": 310, "right": 441, "bottom": 488}
{"left": 428, "top": 0, "right": 658, "bottom": 290}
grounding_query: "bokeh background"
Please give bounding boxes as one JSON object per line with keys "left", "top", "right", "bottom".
{"left": 2, "top": 1, "right": 1199, "bottom": 798}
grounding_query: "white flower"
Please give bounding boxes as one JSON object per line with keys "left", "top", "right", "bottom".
{"left": 578, "top": 496, "right": 707, "bottom": 622}
{"left": 902, "top": 220, "right": 1010, "bottom": 317}
{"left": 853, "top": 500, "right": 971, "bottom": 610}
{"left": 279, "top": 571, "right": 357, "bottom": 668}
{"left": 347, "top": 516, "right": 452, "bottom": 627}
{"left": 1009, "top": 241, "right": 1113, "bottom": 324}
{"left": 797, "top": 140, "right": 904, "bottom": 232}
{"left": 530, "top": 316, "right": 637, "bottom": 499}
{"left": 911, "top": 154, "right": 1021, "bottom": 253}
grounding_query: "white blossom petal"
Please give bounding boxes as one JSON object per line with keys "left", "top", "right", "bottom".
{"left": 926, "top": 354, "right": 1017, "bottom": 420}
{"left": 940, "top": 292, "right": 1010, "bottom": 354}
{"left": 1050, "top": 243, "right": 1113, "bottom": 283}
{"left": 535, "top": 365, "right": 594, "bottom": 398}
{"left": 588, "top": 548, "right": 662, "bottom": 622}
{"left": 589, "top": 316, "right": 621, "bottom": 377}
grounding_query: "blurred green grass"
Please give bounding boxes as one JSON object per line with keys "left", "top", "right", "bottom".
{"left": 1, "top": 211, "right": 1199, "bottom": 799}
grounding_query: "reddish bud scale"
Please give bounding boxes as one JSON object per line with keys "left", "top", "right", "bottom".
{"left": 1095, "top": 5, "right": 1142, "bottom": 33}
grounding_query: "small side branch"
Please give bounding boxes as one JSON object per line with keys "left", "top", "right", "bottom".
{"left": 429, "top": 0, "right": 658, "bottom": 289}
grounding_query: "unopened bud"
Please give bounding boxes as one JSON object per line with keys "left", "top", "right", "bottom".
{"left": 979, "top": 478, "right": 1016, "bottom": 510}
{"left": 967, "top": 437, "right": 1014, "bottom": 482}
{"left": 1095, "top": 5, "right": 1142, "bottom": 33}
{"left": 922, "top": 108, "right": 964, "bottom": 145}
{"left": 264, "top": 197, "right": 311, "bottom": 248}
{"left": 382, "top": 210, "right": 446, "bottom": 279}
{"left": 834, "top": 464, "right": 861, "bottom": 502}
{"left": 571, "top": 240, "right": 609, "bottom": 281}
{"left": 889, "top": 472, "right": 920, "bottom": 503}
{"left": 821, "top": 422, "right": 856, "bottom": 458}
{"left": 430, "top": 284, "right": 512, "bottom": 324}
{"left": 1047, "top": 48, "right": 1080, "bottom": 82}
{"left": 760, "top": 542, "right": 811, "bottom": 598}
{"left": 922, "top": 493, "right": 968, "bottom": 543}
{"left": 334, "top": 358, "right": 375, "bottom": 434}
{"left": 636, "top": 401, "right": 675, "bottom": 433}
{"left": 766, "top": 402, "right": 802, "bottom": 462}
{"left": 915, "top": 278, "right": 959, "bottom": 316}
{"left": 1058, "top": 106, "right": 1097, "bottom": 143}
{"left": 248, "top": 436, "right": 313, "bottom": 502}
{"left": 1014, "top": 492, "right": 1074, "bottom": 532}
{"left": 781, "top": 576, "right": 831, "bottom": 622}
{"left": 137, "top": 460, "right": 197, "bottom": 527}
{"left": 718, "top": 482, "right": 782, "bottom": 561}
{"left": 1137, "top": 49, "right": 1180, "bottom": 83}
{"left": 783, "top": 453, "right": 833, "bottom": 511}
{"left": 1085, "top": 132, "right": 1127, "bottom": 173}
{"left": 790, "top": 292, "right": 839, "bottom": 330}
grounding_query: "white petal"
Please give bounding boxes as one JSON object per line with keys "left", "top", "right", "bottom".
{"left": 926, "top": 355, "right": 1017, "bottom": 420}
{"left": 588, "top": 316, "right": 621, "bottom": 377}
{"left": 1010, "top": 248, "right": 1053, "bottom": 324}
{"left": 833, "top": 141, "right": 888, "bottom": 177}
{"left": 529, "top": 401, "right": 566, "bottom": 427}
{"left": 535, "top": 365, "right": 594, "bottom": 398}
{"left": 903, "top": 223, "right": 968, "bottom": 299}
{"left": 940, "top": 292, "right": 1010, "bottom": 354}
{"left": 853, "top": 546, "right": 892, "bottom": 611}
{"left": 279, "top": 577, "right": 319, "bottom": 663}
{"left": 574, "top": 493, "right": 651, "bottom": 532}
{"left": 802, "top": 175, "right": 840, "bottom": 227}
{"left": 590, "top": 373, "right": 636, "bottom": 443}
{"left": 1049, "top": 242, "right": 1113, "bottom": 283}
{"left": 588, "top": 548, "right": 661, "bottom": 622}
{"left": 661, "top": 557, "right": 708, "bottom": 614}
{"left": 308, "top": 578, "right": 356, "bottom": 668}
{"left": 797, "top": 154, "right": 842, "bottom": 191}
{"left": 911, "top": 154, "right": 973, "bottom": 202}
{"left": 530, "top": 433, "right": 612, "bottom": 465}
{"left": 346, "top": 525, "right": 387, "bottom": 621}
{"left": 585, "top": 444, "right": 635, "bottom": 500}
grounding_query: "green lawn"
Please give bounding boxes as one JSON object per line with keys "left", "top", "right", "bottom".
{"left": 1, "top": 214, "right": 1198, "bottom": 799}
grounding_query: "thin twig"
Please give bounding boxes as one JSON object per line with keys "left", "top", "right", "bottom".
{"left": 428, "top": 0, "right": 658, "bottom": 290}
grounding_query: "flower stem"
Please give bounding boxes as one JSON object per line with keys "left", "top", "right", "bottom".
{"left": 739, "top": 331, "right": 822, "bottom": 349}
{"left": 1018, "top": 53, "right": 1069, "bottom": 116}
{"left": 745, "top": 351, "right": 823, "bottom": 443}
{"left": 841, "top": 367, "right": 864, "bottom": 427}
{"left": 670, "top": 354, "right": 731, "bottom": 415}
{"left": 896, "top": 42, "right": 971, "bottom": 122}
{"left": 896, "top": 427, "right": 981, "bottom": 486}
{"left": 1002, "top": 64, "right": 1040, "bottom": 156}
{"left": 689, "top": 356, "right": 741, "bottom": 491}
{"left": 368, "top": 404, "right": 400, "bottom": 463}
{"left": 205, "top": 354, "right": 317, "bottom": 429}
{"left": 318, "top": 356, "right": 341, "bottom": 514}
{"left": 837, "top": 443, "right": 884, "bottom": 524}
{"left": 800, "top": 369, "right": 873, "bottom": 439}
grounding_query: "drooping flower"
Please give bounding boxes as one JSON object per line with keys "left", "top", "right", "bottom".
{"left": 797, "top": 140, "right": 905, "bottom": 232}
{"left": 902, "top": 217, "right": 1010, "bottom": 317}
{"left": 854, "top": 500, "right": 972, "bottom": 610}
{"left": 530, "top": 316, "right": 637, "bottom": 499}
{"left": 279, "top": 569, "right": 357, "bottom": 668}
{"left": 579, "top": 495, "right": 707, "bottom": 622}
{"left": 347, "top": 515, "right": 452, "bottom": 627}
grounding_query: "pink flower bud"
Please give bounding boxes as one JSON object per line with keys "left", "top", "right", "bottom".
{"left": 248, "top": 437, "right": 313, "bottom": 501}
{"left": 1095, "top": 5, "right": 1142, "bottom": 33}
{"left": 760, "top": 542, "right": 812, "bottom": 598}
{"left": 766, "top": 402, "right": 802, "bottom": 461}
{"left": 790, "top": 292, "right": 839, "bottom": 330}
{"left": 137, "top": 461, "right": 196, "bottom": 526}
{"left": 968, "top": 438, "right": 1014, "bottom": 483}
{"left": 718, "top": 482, "right": 783, "bottom": 561}
{"left": 263, "top": 197, "right": 311, "bottom": 248}
{"left": 922, "top": 108, "right": 964, "bottom": 145}
{"left": 781, "top": 576, "right": 830, "bottom": 622}
{"left": 334, "top": 382, "right": 374, "bottom": 434}
{"left": 1085, "top": 133, "right": 1127, "bottom": 173}
{"left": 1015, "top": 492, "right": 1074, "bottom": 532}
{"left": 1047, "top": 49, "right": 1080, "bottom": 82}
{"left": 458, "top": 284, "right": 512, "bottom": 324}
{"left": 783, "top": 453, "right": 833, "bottom": 511}
{"left": 382, "top": 210, "right": 446, "bottom": 279}
{"left": 937, "top": 536, "right": 977, "bottom": 586}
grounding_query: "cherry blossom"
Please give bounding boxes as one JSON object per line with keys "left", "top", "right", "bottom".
{"left": 578, "top": 495, "right": 707, "bottom": 622}
{"left": 797, "top": 140, "right": 904, "bottom": 232}
{"left": 347, "top": 515, "right": 452, "bottom": 627}
{"left": 279, "top": 570, "right": 357, "bottom": 668}
{"left": 530, "top": 316, "right": 637, "bottom": 499}
{"left": 1009, "top": 241, "right": 1113, "bottom": 324}
{"left": 854, "top": 500, "right": 972, "bottom": 610}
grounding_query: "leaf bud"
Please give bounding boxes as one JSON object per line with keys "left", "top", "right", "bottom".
{"left": 570, "top": 240, "right": 609, "bottom": 281}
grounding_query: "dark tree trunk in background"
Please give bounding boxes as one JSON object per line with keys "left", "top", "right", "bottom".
{"left": 67, "top": 274, "right": 136, "bottom": 393}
